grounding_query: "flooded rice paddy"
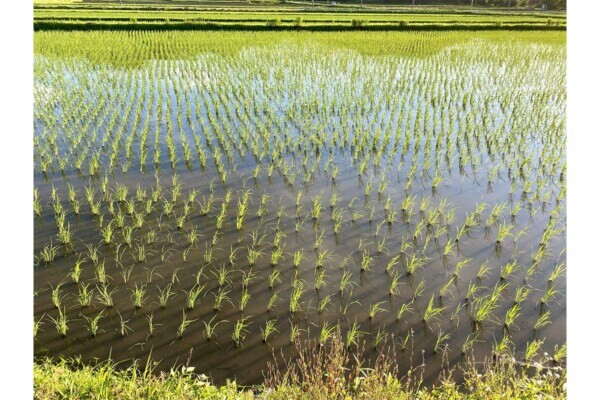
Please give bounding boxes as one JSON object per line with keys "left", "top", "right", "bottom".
{"left": 33, "top": 31, "right": 566, "bottom": 385}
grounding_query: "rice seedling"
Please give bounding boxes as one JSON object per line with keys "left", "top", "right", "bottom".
{"left": 376, "top": 236, "right": 388, "bottom": 255}
{"left": 548, "top": 262, "right": 566, "bottom": 283}
{"left": 50, "top": 282, "right": 65, "bottom": 309}
{"left": 350, "top": 208, "right": 364, "bottom": 223}
{"left": 396, "top": 300, "right": 414, "bottom": 321}
{"left": 271, "top": 247, "right": 285, "bottom": 267}
{"left": 48, "top": 307, "right": 69, "bottom": 337}
{"left": 130, "top": 283, "right": 147, "bottom": 309}
{"left": 288, "top": 321, "right": 304, "bottom": 344}
{"left": 145, "top": 199, "right": 154, "bottom": 216}
{"left": 99, "top": 222, "right": 115, "bottom": 246}
{"left": 77, "top": 282, "right": 94, "bottom": 308}
{"left": 72, "top": 199, "right": 81, "bottom": 215}
{"left": 525, "top": 339, "right": 545, "bottom": 362}
{"left": 82, "top": 311, "right": 103, "bottom": 337}
{"left": 423, "top": 295, "right": 446, "bottom": 324}
{"left": 314, "top": 230, "right": 325, "bottom": 250}
{"left": 239, "top": 287, "right": 251, "bottom": 312}
{"left": 453, "top": 258, "right": 471, "bottom": 280}
{"left": 294, "top": 190, "right": 303, "bottom": 209}
{"left": 496, "top": 221, "right": 513, "bottom": 244}
{"left": 213, "top": 264, "right": 234, "bottom": 288}
{"left": 90, "top": 200, "right": 102, "bottom": 216}
{"left": 512, "top": 285, "right": 531, "bottom": 305}
{"left": 125, "top": 199, "right": 136, "bottom": 216}
{"left": 34, "top": 314, "right": 45, "bottom": 339}
{"left": 504, "top": 304, "right": 521, "bottom": 330}
{"left": 438, "top": 278, "right": 455, "bottom": 300}
{"left": 385, "top": 255, "right": 401, "bottom": 275}
{"left": 318, "top": 322, "right": 336, "bottom": 346}
{"left": 203, "top": 244, "right": 218, "bottom": 265}
{"left": 267, "top": 290, "right": 282, "bottom": 312}
{"left": 492, "top": 334, "right": 512, "bottom": 359}
{"left": 122, "top": 226, "right": 134, "bottom": 247}
{"left": 212, "top": 288, "right": 232, "bottom": 311}
{"left": 412, "top": 280, "right": 426, "bottom": 300}
{"left": 311, "top": 195, "right": 323, "bottom": 221}
{"left": 155, "top": 283, "right": 175, "bottom": 309}
{"left": 37, "top": 241, "right": 59, "bottom": 265}
{"left": 389, "top": 272, "right": 402, "bottom": 296}
{"left": 500, "top": 260, "right": 519, "bottom": 280}
{"left": 240, "top": 268, "right": 257, "bottom": 288}
{"left": 96, "top": 284, "right": 117, "bottom": 308}
{"left": 465, "top": 282, "right": 480, "bottom": 302}
{"left": 405, "top": 254, "right": 427, "bottom": 276}
{"left": 369, "top": 301, "right": 387, "bottom": 320}
{"left": 360, "top": 250, "right": 374, "bottom": 272}
{"left": 94, "top": 260, "right": 108, "bottom": 285}
{"left": 461, "top": 333, "right": 479, "bottom": 356}
{"left": 33, "top": 188, "right": 42, "bottom": 216}
{"left": 236, "top": 192, "right": 251, "bottom": 231}
{"left": 203, "top": 314, "right": 227, "bottom": 341}
{"left": 145, "top": 312, "right": 158, "bottom": 338}
{"left": 232, "top": 317, "right": 251, "bottom": 347}
{"left": 247, "top": 247, "right": 263, "bottom": 266}
{"left": 469, "top": 291, "right": 501, "bottom": 328}
{"left": 114, "top": 183, "right": 129, "bottom": 203}
{"left": 477, "top": 261, "right": 490, "bottom": 280}
{"left": 486, "top": 203, "right": 507, "bottom": 229}
{"left": 317, "top": 294, "right": 334, "bottom": 314}
{"left": 57, "top": 223, "right": 74, "bottom": 247}
{"left": 289, "top": 281, "right": 305, "bottom": 314}
{"left": 345, "top": 320, "right": 364, "bottom": 349}
{"left": 553, "top": 344, "right": 567, "bottom": 363}
{"left": 86, "top": 244, "right": 101, "bottom": 265}
{"left": 539, "top": 284, "right": 561, "bottom": 306}
{"left": 132, "top": 212, "right": 145, "bottom": 229}
{"left": 401, "top": 194, "right": 416, "bottom": 214}
{"left": 433, "top": 330, "right": 451, "bottom": 354}
{"left": 373, "top": 326, "right": 388, "bottom": 350}
{"left": 315, "top": 248, "right": 332, "bottom": 269}
{"left": 175, "top": 213, "right": 187, "bottom": 230}
{"left": 293, "top": 250, "right": 304, "bottom": 268}
{"left": 116, "top": 262, "right": 133, "bottom": 284}
{"left": 69, "top": 256, "right": 85, "bottom": 284}
{"left": 177, "top": 311, "right": 197, "bottom": 339}
{"left": 261, "top": 319, "right": 278, "bottom": 343}
{"left": 184, "top": 284, "right": 205, "bottom": 310}
{"left": 339, "top": 270, "right": 355, "bottom": 294}
{"left": 265, "top": 267, "right": 281, "bottom": 289}
{"left": 162, "top": 200, "right": 174, "bottom": 216}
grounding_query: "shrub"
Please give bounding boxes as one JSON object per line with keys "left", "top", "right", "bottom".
{"left": 352, "top": 19, "right": 368, "bottom": 28}
{"left": 267, "top": 18, "right": 282, "bottom": 28}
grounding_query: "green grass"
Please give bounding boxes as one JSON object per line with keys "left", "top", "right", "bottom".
{"left": 34, "top": 334, "right": 566, "bottom": 399}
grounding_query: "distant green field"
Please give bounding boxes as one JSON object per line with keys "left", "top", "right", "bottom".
{"left": 34, "top": 6, "right": 566, "bottom": 31}
{"left": 34, "top": 9, "right": 565, "bottom": 23}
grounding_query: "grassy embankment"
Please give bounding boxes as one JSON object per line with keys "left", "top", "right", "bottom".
{"left": 35, "top": 335, "right": 566, "bottom": 399}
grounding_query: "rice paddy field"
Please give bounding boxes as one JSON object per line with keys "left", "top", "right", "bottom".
{"left": 33, "top": 29, "right": 566, "bottom": 388}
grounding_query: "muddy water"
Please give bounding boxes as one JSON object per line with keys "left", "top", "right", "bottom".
{"left": 34, "top": 38, "right": 566, "bottom": 386}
